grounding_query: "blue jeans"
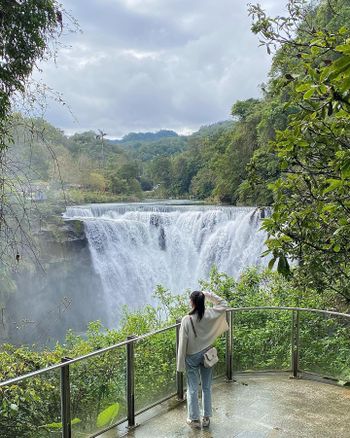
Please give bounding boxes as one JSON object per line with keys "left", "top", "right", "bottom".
{"left": 185, "top": 349, "right": 213, "bottom": 420}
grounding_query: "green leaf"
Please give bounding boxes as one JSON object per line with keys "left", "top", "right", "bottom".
{"left": 96, "top": 403, "right": 120, "bottom": 428}
{"left": 320, "top": 66, "right": 331, "bottom": 82}
{"left": 268, "top": 257, "right": 277, "bottom": 270}
{"left": 340, "top": 75, "right": 350, "bottom": 93}
{"left": 42, "top": 422, "right": 62, "bottom": 430}
{"left": 303, "top": 88, "right": 315, "bottom": 100}
{"left": 341, "top": 158, "right": 350, "bottom": 178}
{"left": 333, "top": 244, "right": 341, "bottom": 253}
{"left": 311, "top": 46, "right": 320, "bottom": 55}
{"left": 295, "top": 83, "right": 312, "bottom": 92}
{"left": 334, "top": 55, "right": 350, "bottom": 69}
{"left": 280, "top": 160, "right": 288, "bottom": 170}
{"left": 323, "top": 179, "right": 342, "bottom": 195}
{"left": 335, "top": 44, "right": 350, "bottom": 54}
{"left": 338, "top": 26, "right": 349, "bottom": 36}
{"left": 322, "top": 203, "right": 337, "bottom": 213}
{"left": 277, "top": 255, "right": 290, "bottom": 278}
{"left": 329, "top": 56, "right": 350, "bottom": 80}
{"left": 319, "top": 84, "right": 328, "bottom": 94}
{"left": 42, "top": 418, "right": 81, "bottom": 430}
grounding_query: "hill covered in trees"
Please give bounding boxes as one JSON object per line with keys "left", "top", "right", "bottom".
{"left": 9, "top": 116, "right": 244, "bottom": 203}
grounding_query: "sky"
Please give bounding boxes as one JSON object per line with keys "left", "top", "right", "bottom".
{"left": 36, "top": 0, "right": 286, "bottom": 138}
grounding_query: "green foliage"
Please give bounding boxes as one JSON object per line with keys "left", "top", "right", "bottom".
{"left": 144, "top": 119, "right": 263, "bottom": 203}
{"left": 0, "top": 0, "right": 62, "bottom": 144}
{"left": 249, "top": 0, "right": 350, "bottom": 301}
{"left": 231, "top": 98, "right": 260, "bottom": 121}
{"left": 119, "top": 130, "right": 178, "bottom": 143}
{"left": 66, "top": 188, "right": 140, "bottom": 204}
{"left": 7, "top": 109, "right": 277, "bottom": 205}
{"left": 42, "top": 418, "right": 81, "bottom": 430}
{"left": 7, "top": 117, "right": 147, "bottom": 200}
{"left": 121, "top": 135, "right": 188, "bottom": 161}
{"left": 0, "top": 268, "right": 349, "bottom": 437}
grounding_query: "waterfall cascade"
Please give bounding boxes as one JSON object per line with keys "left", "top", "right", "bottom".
{"left": 64, "top": 202, "right": 267, "bottom": 323}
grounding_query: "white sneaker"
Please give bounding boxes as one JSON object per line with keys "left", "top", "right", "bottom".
{"left": 202, "top": 416, "right": 210, "bottom": 427}
{"left": 187, "top": 418, "right": 201, "bottom": 429}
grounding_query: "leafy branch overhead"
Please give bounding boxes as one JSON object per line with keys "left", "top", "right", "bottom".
{"left": 249, "top": 0, "right": 350, "bottom": 301}
{"left": 0, "top": 0, "right": 66, "bottom": 144}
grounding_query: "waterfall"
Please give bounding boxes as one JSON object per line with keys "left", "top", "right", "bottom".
{"left": 64, "top": 202, "right": 267, "bottom": 323}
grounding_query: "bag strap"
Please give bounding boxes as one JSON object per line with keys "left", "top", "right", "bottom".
{"left": 189, "top": 316, "right": 197, "bottom": 338}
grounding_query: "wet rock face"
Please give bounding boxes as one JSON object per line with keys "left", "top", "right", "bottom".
{"left": 149, "top": 214, "right": 166, "bottom": 250}
{"left": 158, "top": 227, "right": 166, "bottom": 251}
{"left": 5, "top": 219, "right": 107, "bottom": 346}
{"left": 63, "top": 220, "right": 87, "bottom": 242}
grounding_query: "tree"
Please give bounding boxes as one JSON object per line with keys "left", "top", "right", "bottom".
{"left": 213, "top": 108, "right": 261, "bottom": 203}
{"left": 88, "top": 172, "right": 107, "bottom": 192}
{"left": 231, "top": 98, "right": 260, "bottom": 121}
{"left": 249, "top": 0, "right": 350, "bottom": 301}
{"left": 148, "top": 156, "right": 173, "bottom": 194}
{"left": 0, "top": 0, "right": 64, "bottom": 145}
{"left": 0, "top": 1, "right": 72, "bottom": 283}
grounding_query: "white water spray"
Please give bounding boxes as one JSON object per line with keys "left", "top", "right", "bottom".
{"left": 64, "top": 203, "right": 267, "bottom": 323}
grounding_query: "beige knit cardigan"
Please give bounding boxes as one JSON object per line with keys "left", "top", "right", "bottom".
{"left": 176, "top": 291, "right": 229, "bottom": 372}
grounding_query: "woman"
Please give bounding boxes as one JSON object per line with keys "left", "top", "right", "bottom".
{"left": 177, "top": 290, "right": 228, "bottom": 429}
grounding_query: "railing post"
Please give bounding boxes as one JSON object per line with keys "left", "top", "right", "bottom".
{"left": 175, "top": 319, "right": 184, "bottom": 400}
{"left": 127, "top": 335, "right": 136, "bottom": 428}
{"left": 291, "top": 310, "right": 300, "bottom": 378}
{"left": 225, "top": 311, "right": 233, "bottom": 381}
{"left": 60, "top": 358, "right": 71, "bottom": 438}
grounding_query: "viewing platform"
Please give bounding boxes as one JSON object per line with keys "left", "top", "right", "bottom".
{"left": 1, "top": 306, "right": 349, "bottom": 438}
{"left": 108, "top": 372, "right": 349, "bottom": 438}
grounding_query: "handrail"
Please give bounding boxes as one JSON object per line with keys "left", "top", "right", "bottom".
{"left": 0, "top": 307, "right": 349, "bottom": 388}
{"left": 0, "top": 322, "right": 178, "bottom": 388}
{"left": 1, "top": 305, "right": 350, "bottom": 437}
{"left": 228, "top": 306, "right": 350, "bottom": 319}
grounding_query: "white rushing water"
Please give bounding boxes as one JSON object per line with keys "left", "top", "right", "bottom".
{"left": 64, "top": 202, "right": 267, "bottom": 323}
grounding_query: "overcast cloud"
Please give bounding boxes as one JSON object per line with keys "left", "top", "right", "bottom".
{"left": 36, "top": 0, "right": 286, "bottom": 138}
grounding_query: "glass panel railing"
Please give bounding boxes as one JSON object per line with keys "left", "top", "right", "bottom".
{"left": 134, "top": 329, "right": 177, "bottom": 412}
{"left": 299, "top": 311, "right": 350, "bottom": 381}
{"left": 232, "top": 310, "right": 292, "bottom": 372}
{"left": 2, "top": 307, "right": 349, "bottom": 438}
{"left": 70, "top": 348, "right": 127, "bottom": 437}
{"left": 213, "top": 334, "right": 226, "bottom": 378}
{"left": 0, "top": 369, "right": 61, "bottom": 438}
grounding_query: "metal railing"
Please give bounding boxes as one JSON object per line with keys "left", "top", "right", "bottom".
{"left": 0, "top": 306, "right": 349, "bottom": 437}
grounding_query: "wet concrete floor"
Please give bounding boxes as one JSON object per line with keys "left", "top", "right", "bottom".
{"left": 105, "top": 372, "right": 350, "bottom": 438}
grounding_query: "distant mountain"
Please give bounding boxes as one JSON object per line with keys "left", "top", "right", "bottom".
{"left": 114, "top": 129, "right": 178, "bottom": 144}
{"left": 106, "top": 123, "right": 235, "bottom": 161}
{"left": 191, "top": 120, "right": 235, "bottom": 138}
{"left": 122, "top": 136, "right": 188, "bottom": 161}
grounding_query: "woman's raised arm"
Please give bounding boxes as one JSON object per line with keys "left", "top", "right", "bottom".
{"left": 203, "top": 291, "right": 228, "bottom": 309}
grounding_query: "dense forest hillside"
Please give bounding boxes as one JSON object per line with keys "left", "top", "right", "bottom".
{"left": 9, "top": 116, "right": 247, "bottom": 204}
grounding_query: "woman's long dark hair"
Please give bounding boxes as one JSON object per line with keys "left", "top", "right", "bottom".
{"left": 189, "top": 290, "right": 205, "bottom": 321}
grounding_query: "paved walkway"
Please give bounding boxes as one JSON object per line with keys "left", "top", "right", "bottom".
{"left": 105, "top": 372, "right": 350, "bottom": 438}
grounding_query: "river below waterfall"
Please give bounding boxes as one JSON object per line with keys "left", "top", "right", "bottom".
{"left": 63, "top": 201, "right": 267, "bottom": 325}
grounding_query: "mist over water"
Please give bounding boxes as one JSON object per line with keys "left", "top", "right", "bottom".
{"left": 64, "top": 202, "right": 267, "bottom": 324}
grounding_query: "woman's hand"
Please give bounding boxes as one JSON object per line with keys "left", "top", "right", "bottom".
{"left": 203, "top": 291, "right": 214, "bottom": 302}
